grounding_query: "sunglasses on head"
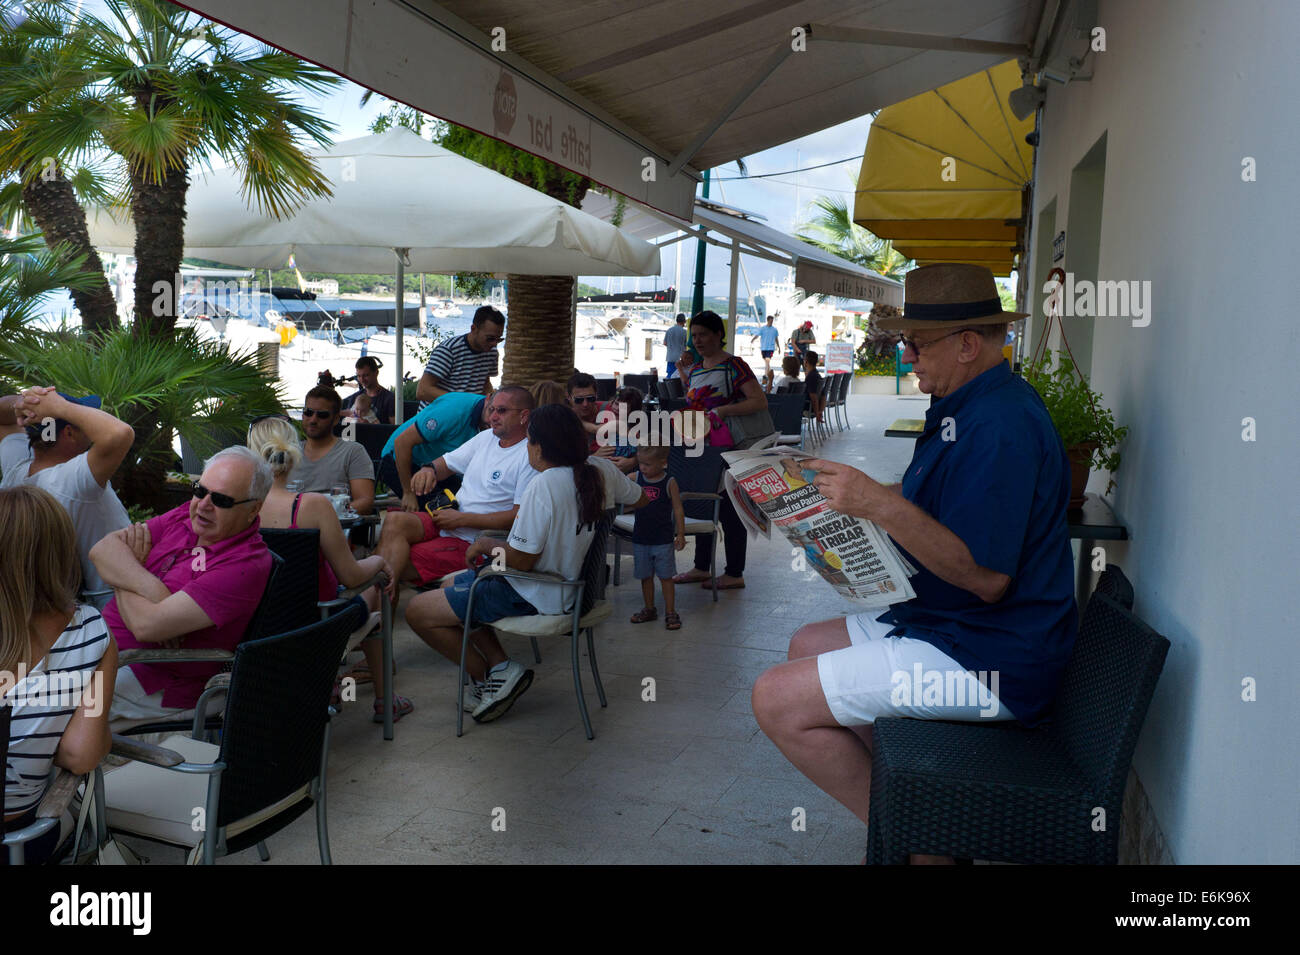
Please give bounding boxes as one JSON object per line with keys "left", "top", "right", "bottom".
{"left": 191, "top": 481, "right": 257, "bottom": 509}
{"left": 301, "top": 408, "right": 334, "bottom": 419}
{"left": 571, "top": 395, "right": 600, "bottom": 404}
{"left": 250, "top": 412, "right": 292, "bottom": 426}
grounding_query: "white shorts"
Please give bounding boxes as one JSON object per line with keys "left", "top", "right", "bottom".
{"left": 816, "top": 613, "right": 1014, "bottom": 726}
{"left": 109, "top": 665, "right": 195, "bottom": 732}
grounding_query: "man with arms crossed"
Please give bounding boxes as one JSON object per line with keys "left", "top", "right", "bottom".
{"left": 751, "top": 264, "right": 1078, "bottom": 863}
{"left": 92, "top": 447, "right": 273, "bottom": 728}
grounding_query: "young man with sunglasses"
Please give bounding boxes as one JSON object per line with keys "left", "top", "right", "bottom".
{"left": 295, "top": 385, "right": 376, "bottom": 514}
{"left": 416, "top": 306, "right": 505, "bottom": 408}
{"left": 91, "top": 447, "right": 274, "bottom": 729}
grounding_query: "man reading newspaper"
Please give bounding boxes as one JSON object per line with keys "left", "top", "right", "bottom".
{"left": 751, "top": 264, "right": 1077, "bottom": 864}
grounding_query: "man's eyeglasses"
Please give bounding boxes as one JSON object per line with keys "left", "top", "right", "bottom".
{"left": 301, "top": 408, "right": 334, "bottom": 419}
{"left": 570, "top": 395, "right": 600, "bottom": 405}
{"left": 191, "top": 482, "right": 257, "bottom": 509}
{"left": 898, "top": 329, "right": 971, "bottom": 355}
{"left": 489, "top": 405, "right": 521, "bottom": 415}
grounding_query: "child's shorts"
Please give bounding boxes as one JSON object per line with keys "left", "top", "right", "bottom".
{"left": 633, "top": 542, "right": 676, "bottom": 580}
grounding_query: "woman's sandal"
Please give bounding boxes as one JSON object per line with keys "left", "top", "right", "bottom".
{"left": 701, "top": 577, "right": 745, "bottom": 591}
{"left": 630, "top": 607, "right": 658, "bottom": 624}
{"left": 372, "top": 695, "right": 414, "bottom": 724}
{"left": 665, "top": 612, "right": 682, "bottom": 631}
{"left": 671, "top": 571, "right": 711, "bottom": 584}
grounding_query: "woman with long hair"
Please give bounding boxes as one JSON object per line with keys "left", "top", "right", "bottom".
{"left": 405, "top": 404, "right": 642, "bottom": 724}
{"left": 247, "top": 415, "right": 411, "bottom": 723}
{"left": 2, "top": 485, "right": 118, "bottom": 864}
{"left": 673, "top": 310, "right": 768, "bottom": 590}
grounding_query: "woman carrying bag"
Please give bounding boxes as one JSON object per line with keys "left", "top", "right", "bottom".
{"left": 673, "top": 311, "right": 774, "bottom": 591}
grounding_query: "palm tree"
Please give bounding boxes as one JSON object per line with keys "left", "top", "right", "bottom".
{"left": 0, "top": 232, "right": 104, "bottom": 339}
{"left": 796, "top": 178, "right": 913, "bottom": 281}
{"left": 0, "top": 4, "right": 121, "bottom": 335}
{"left": 2, "top": 0, "right": 341, "bottom": 338}
{"left": 365, "top": 95, "right": 592, "bottom": 385}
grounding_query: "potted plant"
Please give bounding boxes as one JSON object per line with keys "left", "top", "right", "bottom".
{"left": 1022, "top": 352, "right": 1129, "bottom": 510}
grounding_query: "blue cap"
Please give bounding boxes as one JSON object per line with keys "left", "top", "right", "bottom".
{"left": 56, "top": 392, "right": 102, "bottom": 409}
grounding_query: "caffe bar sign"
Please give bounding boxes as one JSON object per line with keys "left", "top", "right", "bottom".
{"left": 795, "top": 262, "right": 903, "bottom": 307}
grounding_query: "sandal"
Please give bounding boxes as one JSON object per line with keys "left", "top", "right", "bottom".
{"left": 671, "top": 570, "right": 711, "bottom": 584}
{"left": 701, "top": 577, "right": 745, "bottom": 591}
{"left": 630, "top": 607, "right": 658, "bottom": 624}
{"left": 344, "top": 661, "right": 373, "bottom": 685}
{"left": 372, "top": 695, "right": 414, "bottom": 723}
{"left": 665, "top": 612, "right": 682, "bottom": 631}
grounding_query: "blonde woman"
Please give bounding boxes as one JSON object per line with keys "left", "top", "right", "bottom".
{"left": 247, "top": 415, "right": 412, "bottom": 723}
{"left": 2, "top": 486, "right": 117, "bottom": 864}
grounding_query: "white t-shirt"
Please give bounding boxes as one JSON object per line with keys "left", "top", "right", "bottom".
{"left": 0, "top": 451, "right": 130, "bottom": 594}
{"left": 442, "top": 429, "right": 537, "bottom": 543}
{"left": 1, "top": 430, "right": 32, "bottom": 479}
{"left": 507, "top": 460, "right": 642, "bottom": 614}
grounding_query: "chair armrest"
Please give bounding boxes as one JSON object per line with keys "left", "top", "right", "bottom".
{"left": 111, "top": 734, "right": 186, "bottom": 767}
{"left": 35, "top": 769, "right": 83, "bottom": 819}
{"left": 475, "top": 566, "right": 570, "bottom": 587}
{"left": 479, "top": 529, "right": 510, "bottom": 540}
{"left": 678, "top": 491, "right": 721, "bottom": 501}
{"left": 324, "top": 569, "right": 390, "bottom": 606}
{"left": 202, "top": 672, "right": 232, "bottom": 692}
{"left": 119, "top": 648, "right": 234, "bottom": 665}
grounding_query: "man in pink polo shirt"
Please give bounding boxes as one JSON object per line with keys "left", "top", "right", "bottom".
{"left": 90, "top": 446, "right": 274, "bottom": 727}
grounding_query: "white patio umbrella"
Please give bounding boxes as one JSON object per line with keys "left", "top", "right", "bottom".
{"left": 87, "top": 128, "right": 661, "bottom": 420}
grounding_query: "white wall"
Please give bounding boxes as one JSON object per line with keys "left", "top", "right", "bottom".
{"left": 1026, "top": 0, "right": 1300, "bottom": 863}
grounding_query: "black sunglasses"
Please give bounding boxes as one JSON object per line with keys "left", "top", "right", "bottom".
{"left": 898, "top": 329, "right": 971, "bottom": 355}
{"left": 191, "top": 481, "right": 257, "bottom": 509}
{"left": 570, "top": 395, "right": 600, "bottom": 404}
{"left": 301, "top": 408, "right": 334, "bottom": 419}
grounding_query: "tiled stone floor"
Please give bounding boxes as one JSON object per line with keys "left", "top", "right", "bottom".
{"left": 125, "top": 393, "right": 932, "bottom": 865}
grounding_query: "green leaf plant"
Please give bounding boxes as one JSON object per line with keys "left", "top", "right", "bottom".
{"left": 1022, "top": 352, "right": 1129, "bottom": 494}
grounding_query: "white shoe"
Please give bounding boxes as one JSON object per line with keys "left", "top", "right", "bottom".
{"left": 471, "top": 661, "right": 533, "bottom": 723}
{"left": 461, "top": 681, "right": 484, "bottom": 713}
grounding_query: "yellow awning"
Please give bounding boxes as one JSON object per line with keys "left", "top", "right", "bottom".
{"left": 854, "top": 60, "right": 1034, "bottom": 277}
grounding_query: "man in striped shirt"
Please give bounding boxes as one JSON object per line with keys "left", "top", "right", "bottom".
{"left": 416, "top": 306, "right": 505, "bottom": 408}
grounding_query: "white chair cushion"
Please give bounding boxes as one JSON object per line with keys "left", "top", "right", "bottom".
{"left": 777, "top": 434, "right": 801, "bottom": 445}
{"left": 104, "top": 734, "right": 310, "bottom": 848}
{"left": 620, "top": 512, "right": 713, "bottom": 535}
{"left": 491, "top": 599, "right": 612, "bottom": 637}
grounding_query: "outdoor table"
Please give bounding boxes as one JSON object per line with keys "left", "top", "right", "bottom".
{"left": 1068, "top": 493, "right": 1129, "bottom": 611}
{"left": 885, "top": 417, "right": 925, "bottom": 437}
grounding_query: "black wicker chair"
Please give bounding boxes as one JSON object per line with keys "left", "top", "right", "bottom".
{"left": 101, "top": 603, "right": 367, "bottom": 864}
{"left": 260, "top": 527, "right": 396, "bottom": 739}
{"left": 865, "top": 565, "right": 1168, "bottom": 864}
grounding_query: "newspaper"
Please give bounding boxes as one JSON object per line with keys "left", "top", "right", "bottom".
{"left": 721, "top": 447, "right": 917, "bottom": 607}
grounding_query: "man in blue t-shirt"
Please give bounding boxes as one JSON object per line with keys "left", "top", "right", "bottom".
{"left": 379, "top": 391, "right": 488, "bottom": 510}
{"left": 750, "top": 315, "right": 781, "bottom": 376}
{"left": 751, "top": 264, "right": 1077, "bottom": 862}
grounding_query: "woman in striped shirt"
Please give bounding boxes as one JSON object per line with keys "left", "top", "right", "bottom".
{"left": 2, "top": 485, "right": 117, "bottom": 864}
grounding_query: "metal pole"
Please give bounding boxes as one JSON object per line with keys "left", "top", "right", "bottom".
{"left": 394, "top": 249, "right": 406, "bottom": 424}
{"left": 690, "top": 169, "right": 710, "bottom": 315}
{"left": 727, "top": 237, "right": 740, "bottom": 352}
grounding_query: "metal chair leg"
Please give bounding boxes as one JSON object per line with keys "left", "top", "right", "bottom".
{"left": 257, "top": 840, "right": 271, "bottom": 861}
{"left": 316, "top": 723, "right": 333, "bottom": 864}
{"left": 381, "top": 595, "right": 394, "bottom": 741}
{"left": 709, "top": 533, "right": 718, "bottom": 602}
{"left": 571, "top": 617, "right": 595, "bottom": 740}
{"left": 586, "top": 627, "right": 607, "bottom": 707}
{"left": 530, "top": 636, "right": 542, "bottom": 664}
{"left": 613, "top": 535, "right": 622, "bottom": 585}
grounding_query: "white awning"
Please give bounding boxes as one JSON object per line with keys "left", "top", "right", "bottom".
{"left": 176, "top": 0, "right": 1048, "bottom": 219}
{"left": 580, "top": 193, "right": 904, "bottom": 306}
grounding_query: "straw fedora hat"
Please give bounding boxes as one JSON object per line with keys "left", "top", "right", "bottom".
{"left": 875, "top": 263, "right": 1028, "bottom": 331}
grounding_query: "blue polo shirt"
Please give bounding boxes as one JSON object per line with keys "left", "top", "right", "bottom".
{"left": 877, "top": 361, "right": 1077, "bottom": 726}
{"left": 758, "top": 325, "right": 780, "bottom": 351}
{"left": 381, "top": 392, "right": 484, "bottom": 468}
